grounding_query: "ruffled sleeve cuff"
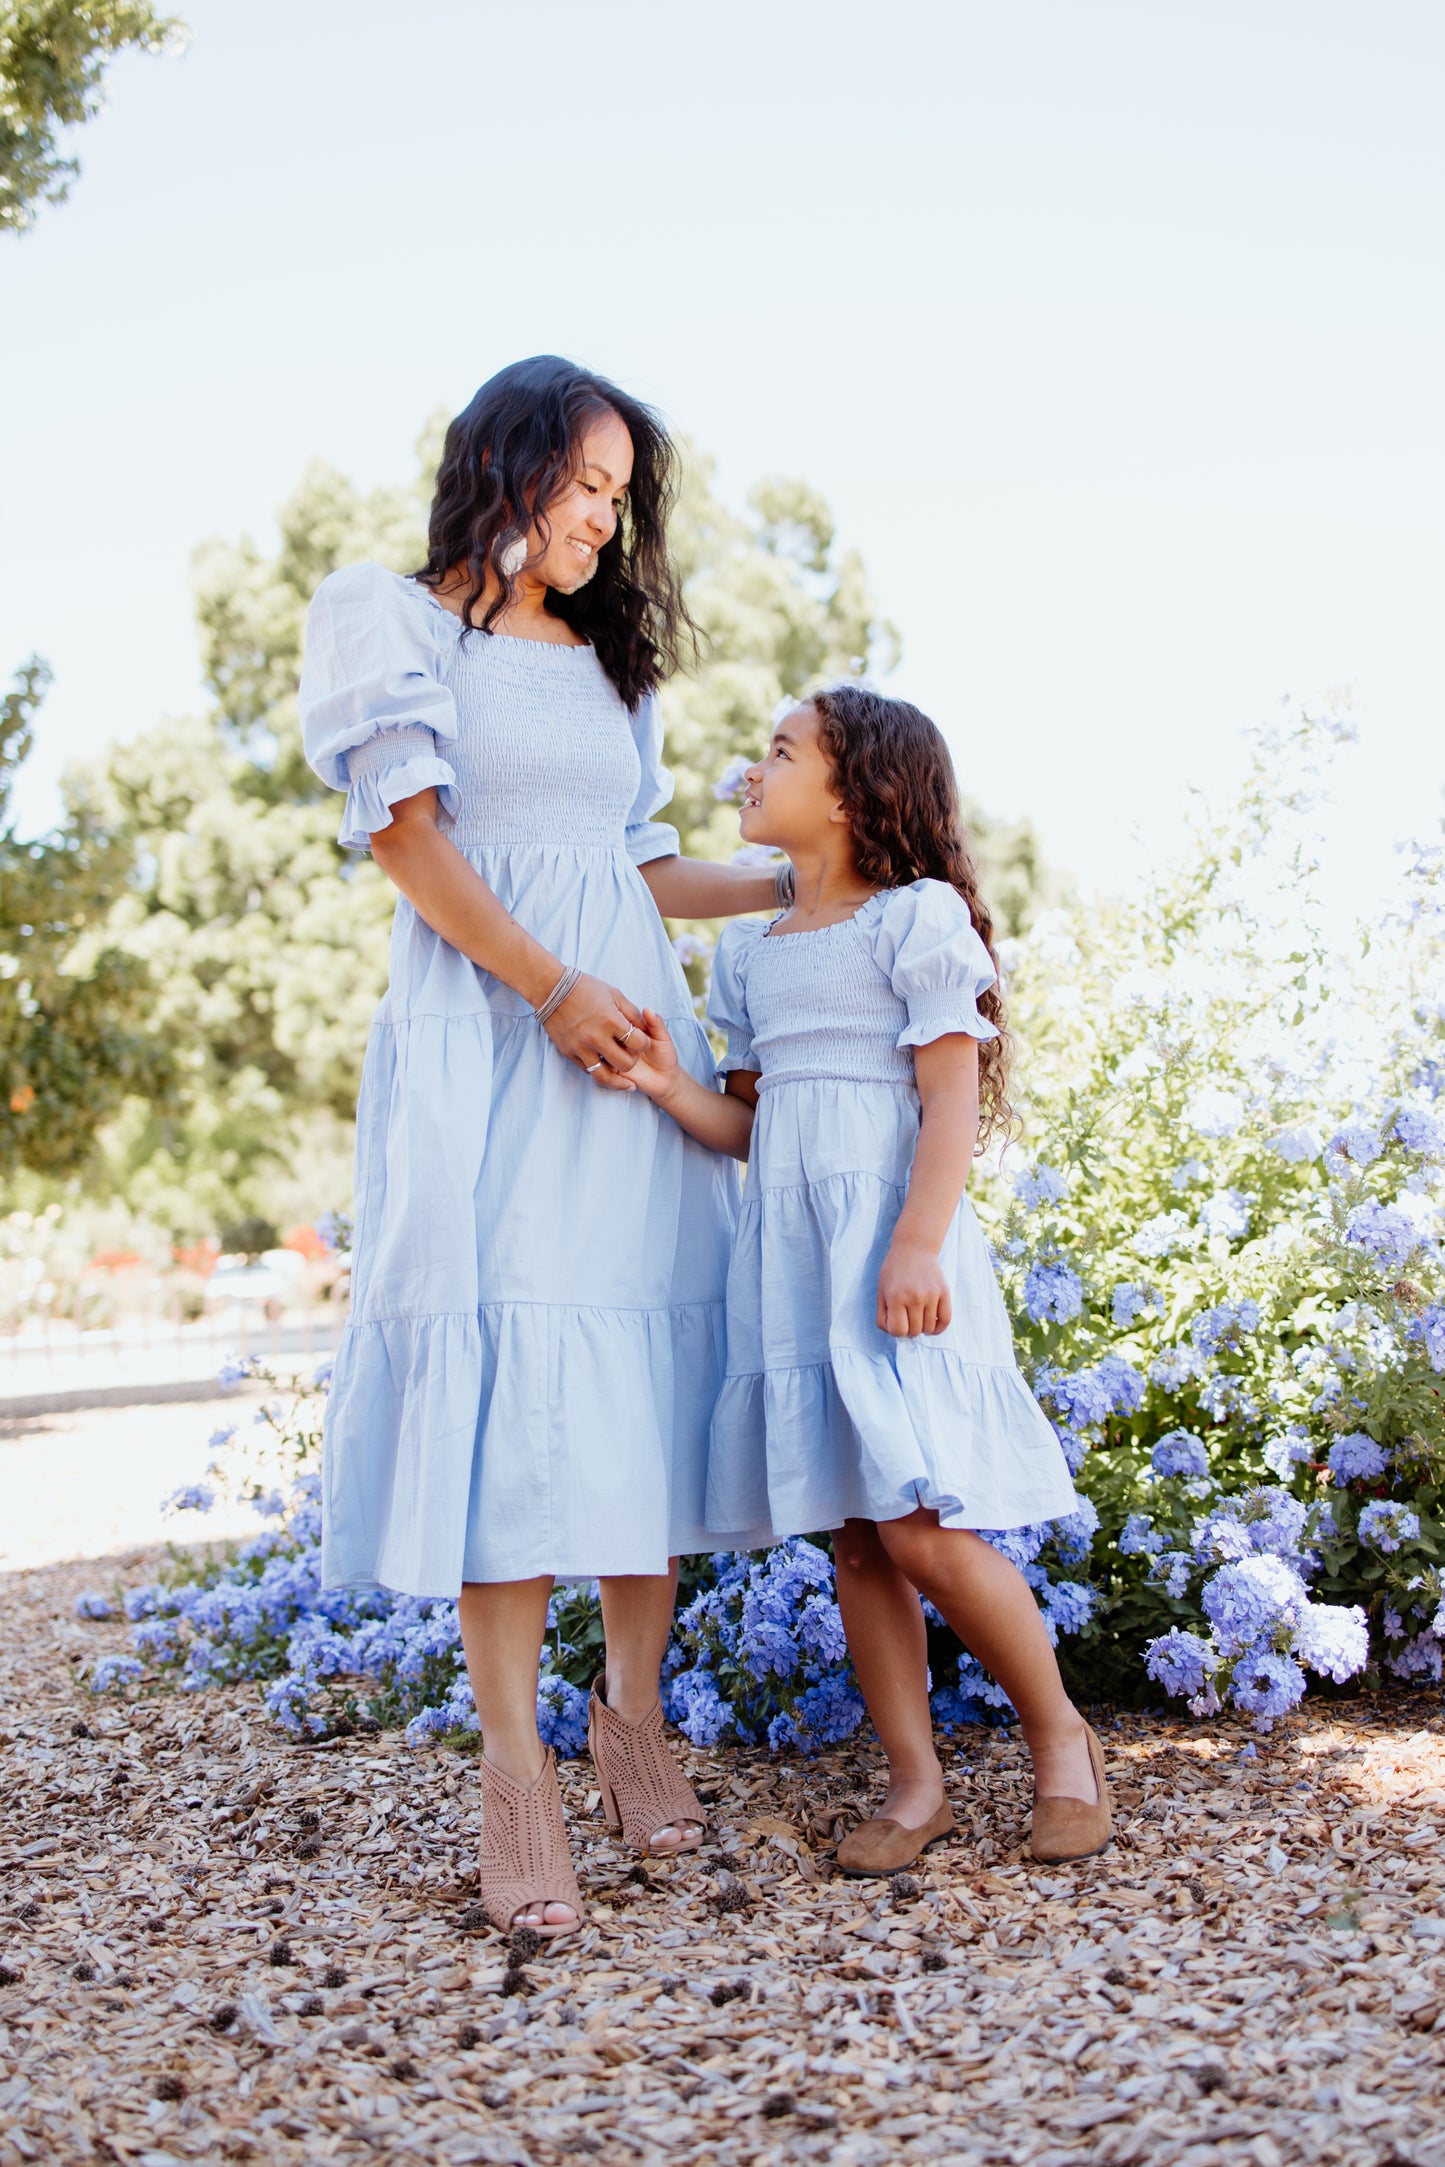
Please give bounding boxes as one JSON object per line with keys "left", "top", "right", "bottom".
{"left": 897, "top": 994, "right": 1000, "bottom": 1049}
{"left": 338, "top": 724, "right": 461, "bottom": 854}
{"left": 625, "top": 819, "right": 682, "bottom": 867}
{"left": 716, "top": 1027, "right": 762, "bottom": 1077}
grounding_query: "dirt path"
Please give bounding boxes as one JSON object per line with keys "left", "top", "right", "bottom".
{"left": 0, "top": 1389, "right": 272, "bottom": 1575}
{"left": 1, "top": 1545, "right": 1442, "bottom": 2167}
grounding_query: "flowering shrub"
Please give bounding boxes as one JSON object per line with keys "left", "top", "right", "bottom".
{"left": 78, "top": 712, "right": 1443, "bottom": 1744}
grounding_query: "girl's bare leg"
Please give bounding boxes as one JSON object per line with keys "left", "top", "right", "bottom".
{"left": 598, "top": 1564, "right": 701, "bottom": 1851}
{"left": 834, "top": 1518, "right": 948, "bottom": 1827}
{"left": 458, "top": 1576, "right": 577, "bottom": 1930}
{"left": 875, "top": 1511, "right": 1097, "bottom": 1802}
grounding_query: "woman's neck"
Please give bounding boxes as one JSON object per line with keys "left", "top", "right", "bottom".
{"left": 429, "top": 566, "right": 587, "bottom": 647}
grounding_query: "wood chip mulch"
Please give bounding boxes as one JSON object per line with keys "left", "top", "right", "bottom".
{"left": 2, "top": 1550, "right": 1443, "bottom": 2167}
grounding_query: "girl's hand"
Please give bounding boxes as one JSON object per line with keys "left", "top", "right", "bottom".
{"left": 877, "top": 1240, "right": 953, "bottom": 1338}
{"left": 542, "top": 972, "right": 646, "bottom": 1079}
{"left": 608, "top": 1008, "right": 681, "bottom": 1102}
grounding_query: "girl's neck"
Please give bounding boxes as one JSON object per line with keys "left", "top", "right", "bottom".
{"left": 778, "top": 844, "right": 878, "bottom": 929}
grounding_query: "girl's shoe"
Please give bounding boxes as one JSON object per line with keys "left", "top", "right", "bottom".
{"left": 835, "top": 1799, "right": 955, "bottom": 1876}
{"left": 477, "top": 1748, "right": 584, "bottom": 1938}
{"left": 1030, "top": 1722, "right": 1112, "bottom": 1863}
{"left": 587, "top": 1675, "right": 707, "bottom": 1856}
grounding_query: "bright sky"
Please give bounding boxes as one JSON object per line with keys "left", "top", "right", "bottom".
{"left": 3, "top": 0, "right": 1442, "bottom": 896}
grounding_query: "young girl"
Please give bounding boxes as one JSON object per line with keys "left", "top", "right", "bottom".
{"left": 619, "top": 685, "right": 1111, "bottom": 1868}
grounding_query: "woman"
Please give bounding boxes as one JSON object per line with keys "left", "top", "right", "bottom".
{"left": 299, "top": 357, "right": 779, "bottom": 1936}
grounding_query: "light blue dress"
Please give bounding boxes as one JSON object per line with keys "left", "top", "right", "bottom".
{"left": 705, "top": 882, "right": 1078, "bottom": 1546}
{"left": 299, "top": 563, "right": 736, "bottom": 1595}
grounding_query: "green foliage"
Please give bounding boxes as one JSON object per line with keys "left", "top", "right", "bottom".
{"left": 1, "top": 0, "right": 183, "bottom": 233}
{"left": 0, "top": 657, "right": 169, "bottom": 1181}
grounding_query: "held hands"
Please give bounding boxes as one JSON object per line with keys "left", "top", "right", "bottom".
{"left": 599, "top": 1009, "right": 681, "bottom": 1102}
{"left": 877, "top": 1239, "right": 953, "bottom": 1338}
{"left": 542, "top": 972, "right": 647, "bottom": 1079}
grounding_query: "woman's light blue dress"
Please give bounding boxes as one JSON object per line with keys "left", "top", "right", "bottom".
{"left": 705, "top": 881, "right": 1078, "bottom": 1546}
{"left": 299, "top": 562, "right": 735, "bottom": 1595}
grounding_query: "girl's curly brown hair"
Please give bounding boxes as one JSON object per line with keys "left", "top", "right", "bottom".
{"left": 809, "top": 683, "right": 1014, "bottom": 1148}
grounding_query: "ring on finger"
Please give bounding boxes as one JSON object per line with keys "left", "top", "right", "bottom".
{"left": 618, "top": 1024, "right": 637, "bottom": 1048}
{"left": 585, "top": 1059, "right": 603, "bottom": 1073}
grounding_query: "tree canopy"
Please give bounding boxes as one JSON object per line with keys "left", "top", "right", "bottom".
{"left": 1, "top": 0, "right": 183, "bottom": 233}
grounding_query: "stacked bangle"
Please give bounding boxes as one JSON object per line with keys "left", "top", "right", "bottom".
{"left": 774, "top": 862, "right": 795, "bottom": 908}
{"left": 534, "top": 964, "right": 581, "bottom": 1026}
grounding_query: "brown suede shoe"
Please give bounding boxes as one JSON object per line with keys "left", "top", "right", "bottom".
{"left": 1030, "top": 1722, "right": 1112, "bottom": 1863}
{"left": 835, "top": 1799, "right": 955, "bottom": 1876}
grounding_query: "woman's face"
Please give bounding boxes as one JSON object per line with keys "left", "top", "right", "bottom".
{"left": 739, "top": 704, "right": 844, "bottom": 852}
{"left": 528, "top": 408, "right": 634, "bottom": 593}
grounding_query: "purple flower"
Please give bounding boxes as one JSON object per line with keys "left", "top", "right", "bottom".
{"left": 1345, "top": 1201, "right": 1426, "bottom": 1273}
{"left": 1144, "top": 1628, "right": 1217, "bottom": 1700}
{"left": 74, "top": 1591, "right": 112, "bottom": 1620}
{"left": 1189, "top": 1299, "right": 1261, "bottom": 1355}
{"left": 1392, "top": 1105, "right": 1445, "bottom": 1156}
{"left": 1326, "top": 1432, "right": 1391, "bottom": 1486}
{"left": 1269, "top": 1125, "right": 1323, "bottom": 1164}
{"left": 1111, "top": 1282, "right": 1159, "bottom": 1328}
{"left": 1198, "top": 1190, "right": 1253, "bottom": 1242}
{"left": 1201, "top": 1554, "right": 1308, "bottom": 1656}
{"left": 1152, "top": 1431, "right": 1209, "bottom": 1480}
{"left": 1014, "top": 1165, "right": 1070, "bottom": 1210}
{"left": 1024, "top": 1260, "right": 1084, "bottom": 1325}
{"left": 161, "top": 1483, "right": 215, "bottom": 1517}
{"left": 1119, "top": 1513, "right": 1165, "bottom": 1557}
{"left": 1293, "top": 1602, "right": 1369, "bottom": 1682}
{"left": 1356, "top": 1501, "right": 1420, "bottom": 1553}
{"left": 1330, "top": 1121, "right": 1384, "bottom": 1166}
{"left": 1406, "top": 1302, "right": 1445, "bottom": 1373}
{"left": 90, "top": 1655, "right": 144, "bottom": 1693}
{"left": 1229, "top": 1648, "right": 1306, "bottom": 1722}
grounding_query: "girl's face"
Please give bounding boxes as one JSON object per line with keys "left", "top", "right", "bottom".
{"left": 527, "top": 408, "right": 634, "bottom": 593}
{"left": 739, "top": 704, "right": 846, "bottom": 853}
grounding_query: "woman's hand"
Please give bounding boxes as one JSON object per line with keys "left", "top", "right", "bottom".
{"left": 877, "top": 1239, "right": 953, "bottom": 1338}
{"left": 609, "top": 1009, "right": 682, "bottom": 1103}
{"left": 542, "top": 972, "right": 646, "bottom": 1078}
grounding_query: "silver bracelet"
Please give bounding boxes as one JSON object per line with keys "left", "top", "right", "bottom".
{"left": 774, "top": 862, "right": 795, "bottom": 908}
{"left": 534, "top": 964, "right": 581, "bottom": 1026}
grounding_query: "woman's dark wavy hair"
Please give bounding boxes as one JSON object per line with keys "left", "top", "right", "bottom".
{"left": 415, "top": 355, "right": 695, "bottom": 709}
{"left": 810, "top": 683, "right": 1014, "bottom": 1148}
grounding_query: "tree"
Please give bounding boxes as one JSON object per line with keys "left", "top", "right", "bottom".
{"left": 0, "top": 656, "right": 167, "bottom": 1179}
{"left": 1, "top": 0, "right": 183, "bottom": 233}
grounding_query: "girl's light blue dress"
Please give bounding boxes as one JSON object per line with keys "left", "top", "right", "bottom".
{"left": 299, "top": 563, "right": 735, "bottom": 1595}
{"left": 705, "top": 881, "right": 1078, "bottom": 1546}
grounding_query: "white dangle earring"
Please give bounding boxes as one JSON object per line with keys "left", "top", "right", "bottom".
{"left": 498, "top": 533, "right": 529, "bottom": 579}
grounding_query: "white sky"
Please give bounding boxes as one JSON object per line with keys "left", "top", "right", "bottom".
{"left": 2, "top": 0, "right": 1442, "bottom": 896}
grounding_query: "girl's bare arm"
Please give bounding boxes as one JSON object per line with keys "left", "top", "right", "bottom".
{"left": 878, "top": 1035, "right": 981, "bottom": 1337}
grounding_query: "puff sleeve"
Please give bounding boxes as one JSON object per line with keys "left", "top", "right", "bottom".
{"left": 299, "top": 563, "right": 463, "bottom": 853}
{"left": 867, "top": 879, "right": 1000, "bottom": 1047}
{"left": 623, "top": 690, "right": 682, "bottom": 866}
{"left": 706, "top": 919, "right": 766, "bottom": 1074}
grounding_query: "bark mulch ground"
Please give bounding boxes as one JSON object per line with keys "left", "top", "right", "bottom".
{"left": 2, "top": 1548, "right": 1442, "bottom": 2167}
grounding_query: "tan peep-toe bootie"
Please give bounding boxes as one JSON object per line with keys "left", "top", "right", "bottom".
{"left": 835, "top": 1798, "right": 955, "bottom": 1877}
{"left": 476, "top": 1747, "right": 584, "bottom": 1938}
{"left": 587, "top": 1675, "right": 707, "bottom": 1856}
{"left": 1030, "top": 1722, "right": 1113, "bottom": 1863}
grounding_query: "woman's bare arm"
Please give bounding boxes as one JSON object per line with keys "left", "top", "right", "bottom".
{"left": 370, "top": 790, "right": 644, "bottom": 1073}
